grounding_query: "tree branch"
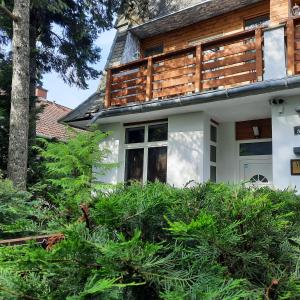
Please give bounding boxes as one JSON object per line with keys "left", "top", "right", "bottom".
{"left": 0, "top": 3, "right": 18, "bottom": 21}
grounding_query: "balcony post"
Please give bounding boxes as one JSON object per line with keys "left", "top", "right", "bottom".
{"left": 287, "top": 19, "right": 295, "bottom": 76}
{"left": 146, "top": 57, "right": 153, "bottom": 101}
{"left": 195, "top": 45, "right": 202, "bottom": 92}
{"left": 104, "top": 69, "right": 112, "bottom": 108}
{"left": 255, "top": 28, "right": 263, "bottom": 81}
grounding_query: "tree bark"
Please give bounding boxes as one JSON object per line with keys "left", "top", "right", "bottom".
{"left": 7, "top": 0, "right": 30, "bottom": 189}
{"left": 29, "top": 19, "right": 38, "bottom": 144}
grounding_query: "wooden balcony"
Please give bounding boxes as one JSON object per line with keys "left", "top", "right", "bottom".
{"left": 105, "top": 28, "right": 264, "bottom": 108}
{"left": 287, "top": 17, "right": 300, "bottom": 75}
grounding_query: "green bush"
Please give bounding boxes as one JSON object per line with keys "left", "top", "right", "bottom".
{"left": 0, "top": 175, "right": 45, "bottom": 237}
{"left": 1, "top": 182, "right": 300, "bottom": 299}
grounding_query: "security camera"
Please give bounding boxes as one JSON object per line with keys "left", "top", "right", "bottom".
{"left": 270, "top": 98, "right": 285, "bottom": 105}
{"left": 296, "top": 106, "right": 300, "bottom": 113}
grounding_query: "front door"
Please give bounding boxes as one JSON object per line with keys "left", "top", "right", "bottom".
{"left": 239, "top": 159, "right": 272, "bottom": 186}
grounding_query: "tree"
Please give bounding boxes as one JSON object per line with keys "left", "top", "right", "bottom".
{"left": 0, "top": 52, "right": 12, "bottom": 172}
{"left": 0, "top": 0, "right": 148, "bottom": 187}
{"left": 0, "top": 0, "right": 30, "bottom": 189}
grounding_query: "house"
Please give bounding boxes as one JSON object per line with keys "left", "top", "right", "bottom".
{"left": 36, "top": 87, "right": 73, "bottom": 141}
{"left": 61, "top": 0, "right": 300, "bottom": 190}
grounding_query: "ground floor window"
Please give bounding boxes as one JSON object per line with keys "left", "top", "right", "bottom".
{"left": 210, "top": 122, "right": 218, "bottom": 182}
{"left": 124, "top": 122, "right": 168, "bottom": 184}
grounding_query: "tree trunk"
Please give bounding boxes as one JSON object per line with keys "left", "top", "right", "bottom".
{"left": 7, "top": 0, "right": 30, "bottom": 189}
{"left": 29, "top": 20, "right": 37, "bottom": 145}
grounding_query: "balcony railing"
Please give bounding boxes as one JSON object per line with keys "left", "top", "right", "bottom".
{"left": 104, "top": 28, "right": 263, "bottom": 108}
{"left": 287, "top": 17, "right": 300, "bottom": 75}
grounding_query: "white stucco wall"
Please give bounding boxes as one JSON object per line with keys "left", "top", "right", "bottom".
{"left": 167, "top": 112, "right": 209, "bottom": 187}
{"left": 272, "top": 96, "right": 300, "bottom": 191}
{"left": 96, "top": 123, "right": 123, "bottom": 184}
{"left": 217, "top": 122, "right": 237, "bottom": 183}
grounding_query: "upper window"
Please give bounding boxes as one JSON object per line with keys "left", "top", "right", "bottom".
{"left": 143, "top": 44, "right": 164, "bottom": 58}
{"left": 125, "top": 127, "right": 145, "bottom": 144}
{"left": 125, "top": 123, "right": 168, "bottom": 144}
{"left": 244, "top": 15, "right": 270, "bottom": 30}
{"left": 240, "top": 141, "right": 272, "bottom": 156}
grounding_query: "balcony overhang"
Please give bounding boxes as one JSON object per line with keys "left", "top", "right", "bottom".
{"left": 90, "top": 76, "right": 300, "bottom": 124}
{"left": 129, "top": 0, "right": 263, "bottom": 39}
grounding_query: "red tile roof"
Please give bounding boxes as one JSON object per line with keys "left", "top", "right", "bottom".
{"left": 36, "top": 99, "right": 73, "bottom": 141}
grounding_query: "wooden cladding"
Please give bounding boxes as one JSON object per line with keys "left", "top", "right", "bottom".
{"left": 106, "top": 29, "right": 263, "bottom": 107}
{"left": 287, "top": 17, "right": 300, "bottom": 76}
{"left": 236, "top": 118, "right": 272, "bottom": 140}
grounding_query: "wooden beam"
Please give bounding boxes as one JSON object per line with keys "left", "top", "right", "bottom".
{"left": 145, "top": 57, "right": 153, "bottom": 101}
{"left": 195, "top": 45, "right": 202, "bottom": 92}
{"left": 104, "top": 69, "right": 112, "bottom": 108}
{"left": 255, "top": 28, "right": 263, "bottom": 81}
{"left": 287, "top": 18, "right": 295, "bottom": 76}
{"left": 0, "top": 234, "right": 63, "bottom": 247}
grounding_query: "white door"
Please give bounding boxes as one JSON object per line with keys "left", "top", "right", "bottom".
{"left": 240, "top": 159, "right": 272, "bottom": 187}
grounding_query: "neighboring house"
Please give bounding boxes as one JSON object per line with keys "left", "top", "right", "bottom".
{"left": 36, "top": 87, "right": 73, "bottom": 141}
{"left": 61, "top": 0, "right": 300, "bottom": 190}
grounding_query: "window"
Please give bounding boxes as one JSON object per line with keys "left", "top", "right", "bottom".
{"left": 143, "top": 44, "right": 164, "bottom": 57}
{"left": 125, "top": 149, "right": 144, "bottom": 182}
{"left": 210, "top": 125, "right": 217, "bottom": 143}
{"left": 124, "top": 122, "right": 168, "bottom": 183}
{"left": 210, "top": 123, "right": 218, "bottom": 182}
{"left": 125, "top": 127, "right": 145, "bottom": 144}
{"left": 244, "top": 15, "right": 270, "bottom": 30}
{"left": 239, "top": 141, "right": 272, "bottom": 156}
{"left": 147, "top": 147, "right": 167, "bottom": 182}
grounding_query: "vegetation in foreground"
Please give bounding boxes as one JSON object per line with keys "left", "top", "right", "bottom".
{"left": 1, "top": 131, "right": 300, "bottom": 299}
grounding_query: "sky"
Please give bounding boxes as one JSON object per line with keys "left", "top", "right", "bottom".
{"left": 43, "top": 28, "right": 116, "bottom": 109}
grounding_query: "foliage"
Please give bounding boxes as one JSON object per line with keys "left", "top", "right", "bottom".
{"left": 0, "top": 52, "right": 12, "bottom": 173}
{"left": 0, "top": 0, "right": 150, "bottom": 89}
{"left": 1, "top": 182, "right": 300, "bottom": 299}
{"left": 32, "top": 129, "right": 114, "bottom": 222}
{"left": 0, "top": 174, "right": 46, "bottom": 237}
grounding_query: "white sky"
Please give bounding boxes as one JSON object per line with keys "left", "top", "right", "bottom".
{"left": 43, "top": 28, "right": 116, "bottom": 109}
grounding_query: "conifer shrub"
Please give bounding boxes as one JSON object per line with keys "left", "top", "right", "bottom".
{"left": 1, "top": 182, "right": 300, "bottom": 299}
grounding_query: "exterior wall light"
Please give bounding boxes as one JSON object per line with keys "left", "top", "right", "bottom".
{"left": 252, "top": 126, "right": 260, "bottom": 138}
{"left": 294, "top": 147, "right": 300, "bottom": 156}
{"left": 296, "top": 106, "right": 300, "bottom": 114}
{"left": 270, "top": 98, "right": 285, "bottom": 115}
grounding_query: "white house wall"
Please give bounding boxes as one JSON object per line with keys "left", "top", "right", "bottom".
{"left": 167, "top": 112, "right": 209, "bottom": 187}
{"left": 272, "top": 96, "right": 300, "bottom": 191}
{"left": 97, "top": 123, "right": 123, "bottom": 184}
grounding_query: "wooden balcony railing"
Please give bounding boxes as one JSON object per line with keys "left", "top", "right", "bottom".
{"left": 105, "top": 28, "right": 263, "bottom": 108}
{"left": 287, "top": 17, "right": 300, "bottom": 75}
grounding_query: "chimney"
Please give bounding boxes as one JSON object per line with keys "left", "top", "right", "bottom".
{"left": 35, "top": 86, "right": 48, "bottom": 99}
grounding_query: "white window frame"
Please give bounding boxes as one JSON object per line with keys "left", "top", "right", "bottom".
{"left": 210, "top": 122, "right": 218, "bottom": 182}
{"left": 124, "top": 122, "right": 168, "bottom": 183}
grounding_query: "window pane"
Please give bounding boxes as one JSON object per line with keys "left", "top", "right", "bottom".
{"left": 125, "top": 149, "right": 144, "bottom": 182}
{"left": 148, "top": 123, "right": 168, "bottom": 142}
{"left": 244, "top": 15, "right": 269, "bottom": 30}
{"left": 210, "top": 125, "right": 217, "bottom": 142}
{"left": 210, "top": 145, "right": 216, "bottom": 163}
{"left": 147, "top": 147, "right": 167, "bottom": 183}
{"left": 144, "top": 44, "right": 163, "bottom": 57}
{"left": 125, "top": 127, "right": 145, "bottom": 144}
{"left": 210, "top": 166, "right": 216, "bottom": 183}
{"left": 240, "top": 142, "right": 272, "bottom": 156}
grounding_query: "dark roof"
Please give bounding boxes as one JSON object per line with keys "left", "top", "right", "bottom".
{"left": 36, "top": 99, "right": 73, "bottom": 140}
{"left": 59, "top": 92, "right": 103, "bottom": 126}
{"left": 130, "top": 0, "right": 263, "bottom": 39}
